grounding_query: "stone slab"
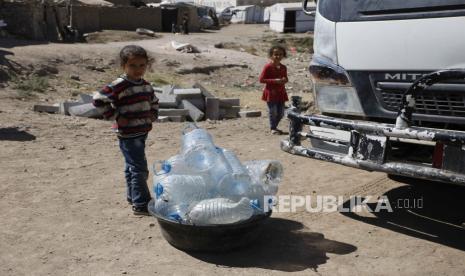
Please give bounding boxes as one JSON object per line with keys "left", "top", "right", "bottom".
{"left": 33, "top": 104, "right": 59, "bottom": 114}
{"left": 158, "top": 109, "right": 189, "bottom": 117}
{"left": 180, "top": 99, "right": 204, "bottom": 121}
{"left": 239, "top": 110, "right": 262, "bottom": 118}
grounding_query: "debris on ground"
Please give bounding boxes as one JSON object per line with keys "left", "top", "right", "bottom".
{"left": 136, "top": 28, "right": 156, "bottom": 37}
{"left": 32, "top": 83, "right": 248, "bottom": 122}
{"left": 171, "top": 41, "right": 200, "bottom": 53}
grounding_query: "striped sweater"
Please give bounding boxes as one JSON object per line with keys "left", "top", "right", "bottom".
{"left": 93, "top": 75, "right": 159, "bottom": 138}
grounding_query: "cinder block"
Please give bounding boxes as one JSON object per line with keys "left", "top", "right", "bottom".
{"left": 180, "top": 100, "right": 204, "bottom": 121}
{"left": 193, "top": 82, "right": 216, "bottom": 98}
{"left": 219, "top": 98, "right": 240, "bottom": 108}
{"left": 205, "top": 97, "right": 220, "bottom": 120}
{"left": 156, "top": 92, "right": 178, "bottom": 108}
{"left": 68, "top": 103, "right": 102, "bottom": 118}
{"left": 184, "top": 98, "right": 205, "bottom": 111}
{"left": 162, "top": 85, "right": 178, "bottom": 94}
{"left": 156, "top": 116, "right": 170, "bottom": 123}
{"left": 239, "top": 110, "right": 261, "bottom": 118}
{"left": 173, "top": 88, "right": 202, "bottom": 101}
{"left": 59, "top": 101, "right": 83, "bottom": 115}
{"left": 169, "top": 115, "right": 186, "bottom": 122}
{"left": 220, "top": 106, "right": 241, "bottom": 119}
{"left": 159, "top": 109, "right": 189, "bottom": 117}
{"left": 33, "top": 104, "right": 59, "bottom": 114}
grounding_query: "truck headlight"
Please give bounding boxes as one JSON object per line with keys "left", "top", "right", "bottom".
{"left": 309, "top": 56, "right": 365, "bottom": 116}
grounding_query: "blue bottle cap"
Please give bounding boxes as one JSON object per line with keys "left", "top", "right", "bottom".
{"left": 154, "top": 183, "right": 164, "bottom": 198}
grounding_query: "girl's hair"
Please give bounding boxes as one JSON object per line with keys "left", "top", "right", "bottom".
{"left": 268, "top": 45, "right": 287, "bottom": 58}
{"left": 119, "top": 45, "right": 149, "bottom": 66}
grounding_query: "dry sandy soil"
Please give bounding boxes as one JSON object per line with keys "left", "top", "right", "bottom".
{"left": 1, "top": 24, "right": 464, "bottom": 276}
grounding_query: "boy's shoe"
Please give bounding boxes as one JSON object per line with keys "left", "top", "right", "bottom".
{"left": 271, "top": 129, "right": 280, "bottom": 135}
{"left": 275, "top": 128, "right": 284, "bottom": 134}
{"left": 132, "top": 205, "right": 150, "bottom": 216}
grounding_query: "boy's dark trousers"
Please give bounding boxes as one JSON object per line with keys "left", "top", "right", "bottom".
{"left": 267, "top": 102, "right": 285, "bottom": 130}
{"left": 118, "top": 134, "right": 151, "bottom": 207}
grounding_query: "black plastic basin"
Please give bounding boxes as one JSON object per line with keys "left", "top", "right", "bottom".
{"left": 148, "top": 199, "right": 271, "bottom": 252}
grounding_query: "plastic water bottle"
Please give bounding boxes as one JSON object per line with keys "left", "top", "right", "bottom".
{"left": 153, "top": 155, "right": 192, "bottom": 176}
{"left": 187, "top": 197, "right": 254, "bottom": 225}
{"left": 153, "top": 198, "right": 190, "bottom": 223}
{"left": 181, "top": 124, "right": 216, "bottom": 153}
{"left": 183, "top": 145, "right": 232, "bottom": 184}
{"left": 220, "top": 148, "right": 248, "bottom": 175}
{"left": 216, "top": 172, "right": 252, "bottom": 199}
{"left": 244, "top": 160, "right": 283, "bottom": 195}
{"left": 153, "top": 174, "right": 210, "bottom": 205}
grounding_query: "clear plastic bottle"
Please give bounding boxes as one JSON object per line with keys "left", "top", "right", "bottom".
{"left": 187, "top": 197, "right": 254, "bottom": 225}
{"left": 153, "top": 198, "right": 190, "bottom": 223}
{"left": 216, "top": 172, "right": 252, "bottom": 199}
{"left": 220, "top": 148, "right": 248, "bottom": 175}
{"left": 183, "top": 145, "right": 232, "bottom": 184}
{"left": 181, "top": 124, "right": 216, "bottom": 153}
{"left": 153, "top": 174, "right": 210, "bottom": 205}
{"left": 244, "top": 160, "right": 283, "bottom": 195}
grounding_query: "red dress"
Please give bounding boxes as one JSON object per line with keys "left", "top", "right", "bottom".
{"left": 259, "top": 62, "right": 289, "bottom": 103}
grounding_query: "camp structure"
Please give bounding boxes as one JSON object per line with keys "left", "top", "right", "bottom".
{"left": 230, "top": 5, "right": 264, "bottom": 24}
{"left": 268, "top": 2, "right": 316, "bottom": 33}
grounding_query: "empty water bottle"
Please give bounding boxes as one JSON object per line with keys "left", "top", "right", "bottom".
{"left": 244, "top": 160, "right": 283, "bottom": 195}
{"left": 153, "top": 174, "right": 210, "bottom": 205}
{"left": 181, "top": 124, "right": 216, "bottom": 153}
{"left": 152, "top": 198, "right": 190, "bottom": 223}
{"left": 216, "top": 172, "right": 252, "bottom": 199}
{"left": 220, "top": 148, "right": 248, "bottom": 175}
{"left": 183, "top": 145, "right": 232, "bottom": 184}
{"left": 187, "top": 197, "right": 254, "bottom": 225}
{"left": 153, "top": 155, "right": 191, "bottom": 177}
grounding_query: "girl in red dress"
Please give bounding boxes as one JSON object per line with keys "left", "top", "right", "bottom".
{"left": 259, "top": 45, "right": 289, "bottom": 134}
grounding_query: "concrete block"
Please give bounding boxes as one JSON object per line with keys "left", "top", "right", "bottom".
{"left": 159, "top": 109, "right": 189, "bottom": 117}
{"left": 219, "top": 98, "right": 240, "bottom": 108}
{"left": 156, "top": 92, "right": 178, "bottom": 108}
{"left": 205, "top": 97, "right": 220, "bottom": 120}
{"left": 220, "top": 106, "right": 241, "bottom": 119}
{"left": 162, "top": 85, "right": 178, "bottom": 94}
{"left": 193, "top": 82, "right": 216, "bottom": 98}
{"left": 156, "top": 116, "right": 170, "bottom": 123}
{"left": 169, "top": 115, "right": 186, "bottom": 122}
{"left": 33, "top": 104, "right": 59, "bottom": 113}
{"left": 153, "top": 86, "right": 163, "bottom": 93}
{"left": 180, "top": 100, "right": 204, "bottom": 121}
{"left": 68, "top": 103, "right": 102, "bottom": 118}
{"left": 239, "top": 110, "right": 261, "bottom": 118}
{"left": 173, "top": 88, "right": 202, "bottom": 101}
{"left": 79, "top": 93, "right": 94, "bottom": 104}
{"left": 59, "top": 101, "right": 83, "bottom": 115}
{"left": 184, "top": 98, "right": 205, "bottom": 111}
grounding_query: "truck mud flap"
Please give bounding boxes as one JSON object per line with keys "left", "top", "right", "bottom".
{"left": 281, "top": 109, "right": 465, "bottom": 186}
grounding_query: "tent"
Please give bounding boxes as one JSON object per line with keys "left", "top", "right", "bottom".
{"left": 269, "top": 2, "right": 315, "bottom": 33}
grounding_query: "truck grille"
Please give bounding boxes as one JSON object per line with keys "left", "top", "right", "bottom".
{"left": 378, "top": 85, "right": 465, "bottom": 117}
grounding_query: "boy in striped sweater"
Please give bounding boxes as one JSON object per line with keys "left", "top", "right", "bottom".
{"left": 93, "top": 45, "right": 158, "bottom": 215}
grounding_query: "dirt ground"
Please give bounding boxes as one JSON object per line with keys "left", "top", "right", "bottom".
{"left": 1, "top": 24, "right": 464, "bottom": 276}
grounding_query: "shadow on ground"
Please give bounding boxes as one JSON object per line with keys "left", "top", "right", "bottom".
{"left": 188, "top": 218, "right": 356, "bottom": 272}
{"left": 0, "top": 127, "right": 36, "bottom": 141}
{"left": 341, "top": 178, "right": 465, "bottom": 251}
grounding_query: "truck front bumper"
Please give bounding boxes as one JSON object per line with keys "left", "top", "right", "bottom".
{"left": 281, "top": 109, "right": 465, "bottom": 185}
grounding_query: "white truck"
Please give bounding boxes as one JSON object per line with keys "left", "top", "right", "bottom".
{"left": 282, "top": 0, "right": 465, "bottom": 185}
